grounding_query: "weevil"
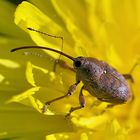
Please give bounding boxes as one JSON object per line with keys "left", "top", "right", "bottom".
{"left": 11, "top": 46, "right": 133, "bottom": 115}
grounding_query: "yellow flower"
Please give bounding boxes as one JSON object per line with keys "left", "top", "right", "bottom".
{"left": 0, "top": 0, "right": 140, "bottom": 140}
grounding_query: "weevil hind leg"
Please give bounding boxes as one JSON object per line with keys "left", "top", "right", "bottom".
{"left": 97, "top": 103, "right": 118, "bottom": 115}
{"left": 53, "top": 59, "right": 75, "bottom": 72}
{"left": 123, "top": 74, "right": 134, "bottom": 83}
{"left": 42, "top": 81, "right": 80, "bottom": 113}
{"left": 106, "top": 103, "right": 117, "bottom": 108}
{"left": 123, "top": 62, "right": 139, "bottom": 102}
{"left": 123, "top": 62, "right": 139, "bottom": 83}
{"left": 66, "top": 86, "right": 85, "bottom": 117}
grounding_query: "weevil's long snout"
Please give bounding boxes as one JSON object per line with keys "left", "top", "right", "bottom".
{"left": 11, "top": 46, "right": 75, "bottom": 61}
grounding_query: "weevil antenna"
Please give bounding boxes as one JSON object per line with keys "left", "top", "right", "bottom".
{"left": 27, "top": 27, "right": 64, "bottom": 59}
{"left": 10, "top": 46, "right": 75, "bottom": 61}
{"left": 27, "top": 28, "right": 64, "bottom": 41}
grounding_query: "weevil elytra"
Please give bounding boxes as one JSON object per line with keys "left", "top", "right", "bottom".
{"left": 11, "top": 46, "right": 133, "bottom": 116}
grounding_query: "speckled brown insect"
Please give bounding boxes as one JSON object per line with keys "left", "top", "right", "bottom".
{"left": 11, "top": 46, "right": 133, "bottom": 116}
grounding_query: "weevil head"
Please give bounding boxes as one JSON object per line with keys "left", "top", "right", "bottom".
{"left": 73, "top": 56, "right": 98, "bottom": 70}
{"left": 73, "top": 56, "right": 84, "bottom": 68}
{"left": 73, "top": 57, "right": 103, "bottom": 81}
{"left": 73, "top": 57, "right": 94, "bottom": 80}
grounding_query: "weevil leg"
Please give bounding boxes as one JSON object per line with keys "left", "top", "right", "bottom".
{"left": 53, "top": 59, "right": 75, "bottom": 72}
{"left": 42, "top": 81, "right": 80, "bottom": 113}
{"left": 106, "top": 103, "right": 116, "bottom": 108}
{"left": 123, "top": 62, "right": 139, "bottom": 83}
{"left": 129, "top": 62, "right": 139, "bottom": 74}
{"left": 122, "top": 63, "right": 139, "bottom": 102}
{"left": 95, "top": 100, "right": 118, "bottom": 115}
{"left": 123, "top": 74, "right": 134, "bottom": 83}
{"left": 66, "top": 86, "right": 85, "bottom": 117}
{"left": 99, "top": 103, "right": 117, "bottom": 115}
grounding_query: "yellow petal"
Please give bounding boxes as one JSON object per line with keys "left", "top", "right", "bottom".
{"left": 0, "top": 103, "right": 73, "bottom": 139}
{"left": 14, "top": 1, "right": 70, "bottom": 58}
{"left": 6, "top": 87, "right": 40, "bottom": 105}
{"left": 26, "top": 61, "right": 36, "bottom": 86}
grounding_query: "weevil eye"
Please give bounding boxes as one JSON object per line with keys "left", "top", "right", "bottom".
{"left": 74, "top": 60, "right": 81, "bottom": 67}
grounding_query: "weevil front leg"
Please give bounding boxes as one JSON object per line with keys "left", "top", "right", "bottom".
{"left": 53, "top": 59, "right": 75, "bottom": 72}
{"left": 42, "top": 81, "right": 80, "bottom": 113}
{"left": 66, "top": 86, "right": 85, "bottom": 117}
